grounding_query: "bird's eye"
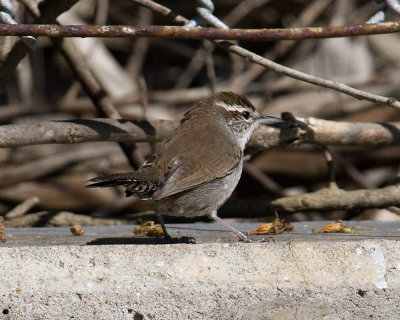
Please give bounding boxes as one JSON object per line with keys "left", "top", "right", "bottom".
{"left": 241, "top": 111, "right": 250, "bottom": 120}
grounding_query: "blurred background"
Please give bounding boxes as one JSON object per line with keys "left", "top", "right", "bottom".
{"left": 1, "top": 0, "right": 400, "bottom": 227}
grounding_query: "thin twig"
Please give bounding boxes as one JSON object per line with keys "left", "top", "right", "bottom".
{"left": 217, "top": 41, "right": 400, "bottom": 109}
{"left": 130, "top": 0, "right": 400, "bottom": 109}
{"left": 174, "top": 42, "right": 209, "bottom": 89}
{"left": 175, "top": 0, "right": 268, "bottom": 90}
{"left": 4, "top": 196, "right": 39, "bottom": 218}
{"left": 126, "top": 6, "right": 152, "bottom": 79}
{"left": 230, "top": 0, "right": 331, "bottom": 91}
{"left": 57, "top": 40, "right": 121, "bottom": 119}
{"left": 0, "top": 0, "right": 36, "bottom": 48}
{"left": 3, "top": 22, "right": 400, "bottom": 40}
{"left": 129, "top": 0, "right": 188, "bottom": 25}
{"left": 243, "top": 162, "right": 284, "bottom": 195}
{"left": 322, "top": 147, "right": 336, "bottom": 186}
{"left": 55, "top": 41, "right": 146, "bottom": 169}
{"left": 6, "top": 1, "right": 146, "bottom": 170}
{"left": 0, "top": 146, "right": 120, "bottom": 187}
{"left": 0, "top": 0, "right": 79, "bottom": 93}
{"left": 205, "top": 47, "right": 217, "bottom": 94}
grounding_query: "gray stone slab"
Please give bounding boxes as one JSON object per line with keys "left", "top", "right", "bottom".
{"left": 2, "top": 220, "right": 400, "bottom": 247}
{"left": 1, "top": 221, "right": 400, "bottom": 319}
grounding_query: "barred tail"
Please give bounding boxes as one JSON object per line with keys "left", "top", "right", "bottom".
{"left": 86, "top": 172, "right": 161, "bottom": 199}
{"left": 86, "top": 173, "right": 134, "bottom": 188}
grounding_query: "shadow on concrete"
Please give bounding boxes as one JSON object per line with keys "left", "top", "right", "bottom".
{"left": 86, "top": 236, "right": 196, "bottom": 245}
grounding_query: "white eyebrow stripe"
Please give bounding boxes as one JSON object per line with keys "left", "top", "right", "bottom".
{"left": 215, "top": 101, "right": 249, "bottom": 113}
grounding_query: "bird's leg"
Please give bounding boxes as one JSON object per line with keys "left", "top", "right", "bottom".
{"left": 157, "top": 213, "right": 172, "bottom": 240}
{"left": 208, "top": 211, "right": 250, "bottom": 242}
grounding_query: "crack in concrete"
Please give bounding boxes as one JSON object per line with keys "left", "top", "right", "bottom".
{"left": 287, "top": 241, "right": 309, "bottom": 289}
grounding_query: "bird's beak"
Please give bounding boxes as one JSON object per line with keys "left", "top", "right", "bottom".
{"left": 258, "top": 115, "right": 284, "bottom": 125}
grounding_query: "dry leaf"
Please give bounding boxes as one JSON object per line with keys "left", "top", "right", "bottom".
{"left": 0, "top": 217, "right": 7, "bottom": 243}
{"left": 248, "top": 213, "right": 293, "bottom": 235}
{"left": 134, "top": 221, "right": 164, "bottom": 237}
{"left": 313, "top": 220, "right": 352, "bottom": 233}
{"left": 70, "top": 224, "right": 84, "bottom": 236}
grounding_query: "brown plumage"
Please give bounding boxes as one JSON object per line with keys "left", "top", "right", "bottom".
{"left": 87, "top": 91, "right": 282, "bottom": 241}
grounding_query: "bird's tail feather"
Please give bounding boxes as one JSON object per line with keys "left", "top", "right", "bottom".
{"left": 87, "top": 167, "right": 163, "bottom": 200}
{"left": 86, "top": 173, "right": 134, "bottom": 188}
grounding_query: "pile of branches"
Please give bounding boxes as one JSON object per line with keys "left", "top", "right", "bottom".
{"left": 1, "top": 0, "right": 400, "bottom": 227}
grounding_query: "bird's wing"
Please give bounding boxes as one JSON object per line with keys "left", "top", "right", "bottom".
{"left": 153, "top": 142, "right": 242, "bottom": 200}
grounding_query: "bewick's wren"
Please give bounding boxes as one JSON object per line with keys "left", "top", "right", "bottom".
{"left": 87, "top": 91, "right": 282, "bottom": 242}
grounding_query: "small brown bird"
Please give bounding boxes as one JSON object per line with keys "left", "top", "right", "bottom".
{"left": 87, "top": 91, "right": 282, "bottom": 241}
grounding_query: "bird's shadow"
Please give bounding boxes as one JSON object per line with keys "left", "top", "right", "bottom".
{"left": 86, "top": 236, "right": 196, "bottom": 245}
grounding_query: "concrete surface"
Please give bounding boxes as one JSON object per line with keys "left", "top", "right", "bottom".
{"left": 1, "top": 221, "right": 400, "bottom": 319}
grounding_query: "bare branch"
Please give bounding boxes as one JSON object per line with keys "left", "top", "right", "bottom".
{"left": 129, "top": 0, "right": 188, "bottom": 25}
{"left": 130, "top": 0, "right": 400, "bottom": 110}
{"left": 0, "top": 119, "right": 175, "bottom": 147}
{"left": 294, "top": 117, "right": 400, "bottom": 146}
{"left": 230, "top": 0, "right": 331, "bottom": 92}
{"left": 270, "top": 184, "right": 400, "bottom": 213}
{"left": 0, "top": 146, "right": 118, "bottom": 187}
{"left": 216, "top": 41, "right": 400, "bottom": 109}
{"left": 2, "top": 22, "right": 400, "bottom": 40}
{"left": 247, "top": 116, "right": 400, "bottom": 152}
{"left": 1, "top": 1, "right": 146, "bottom": 169}
{"left": 0, "top": 0, "right": 79, "bottom": 92}
{"left": 0, "top": 118, "right": 399, "bottom": 149}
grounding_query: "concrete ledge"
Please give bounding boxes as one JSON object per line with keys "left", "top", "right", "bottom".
{"left": 1, "top": 221, "right": 400, "bottom": 319}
